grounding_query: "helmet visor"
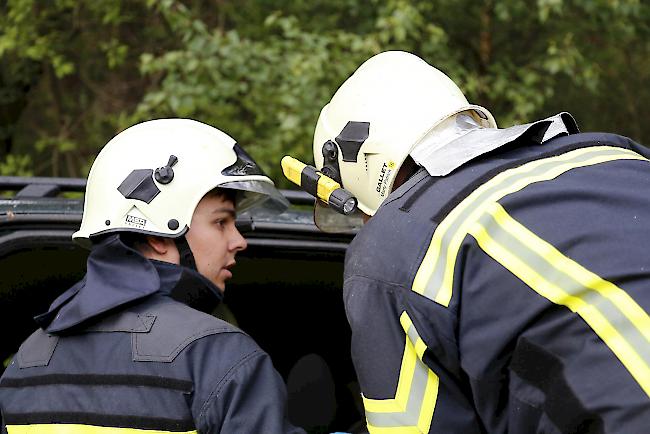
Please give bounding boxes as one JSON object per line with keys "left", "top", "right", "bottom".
{"left": 220, "top": 179, "right": 290, "bottom": 215}
{"left": 314, "top": 200, "right": 364, "bottom": 233}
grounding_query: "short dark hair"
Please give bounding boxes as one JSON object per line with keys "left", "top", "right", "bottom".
{"left": 205, "top": 186, "right": 237, "bottom": 205}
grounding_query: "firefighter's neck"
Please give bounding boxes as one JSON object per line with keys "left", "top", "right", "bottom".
{"left": 393, "top": 156, "right": 419, "bottom": 191}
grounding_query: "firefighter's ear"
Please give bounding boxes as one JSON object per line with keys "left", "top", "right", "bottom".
{"left": 143, "top": 236, "right": 179, "bottom": 262}
{"left": 145, "top": 235, "right": 170, "bottom": 254}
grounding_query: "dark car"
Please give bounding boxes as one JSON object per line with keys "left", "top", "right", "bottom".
{"left": 0, "top": 176, "right": 367, "bottom": 433}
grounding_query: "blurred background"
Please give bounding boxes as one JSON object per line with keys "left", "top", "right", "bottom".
{"left": 1, "top": 0, "right": 649, "bottom": 186}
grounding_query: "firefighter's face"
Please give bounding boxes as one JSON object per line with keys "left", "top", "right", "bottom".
{"left": 185, "top": 193, "right": 247, "bottom": 291}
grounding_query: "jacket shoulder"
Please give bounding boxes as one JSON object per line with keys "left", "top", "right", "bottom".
{"left": 345, "top": 171, "right": 439, "bottom": 286}
{"left": 15, "top": 328, "right": 59, "bottom": 368}
{"left": 346, "top": 132, "right": 649, "bottom": 286}
{"left": 130, "top": 297, "right": 243, "bottom": 363}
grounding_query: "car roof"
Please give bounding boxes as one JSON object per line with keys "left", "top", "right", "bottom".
{"left": 0, "top": 176, "right": 355, "bottom": 256}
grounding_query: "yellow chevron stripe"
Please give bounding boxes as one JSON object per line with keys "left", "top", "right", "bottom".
{"left": 363, "top": 312, "right": 438, "bottom": 433}
{"left": 362, "top": 314, "right": 416, "bottom": 414}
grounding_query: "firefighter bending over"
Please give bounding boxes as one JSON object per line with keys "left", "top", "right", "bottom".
{"left": 285, "top": 51, "right": 650, "bottom": 433}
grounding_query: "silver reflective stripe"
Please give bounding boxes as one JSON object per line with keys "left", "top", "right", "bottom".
{"left": 406, "top": 323, "right": 419, "bottom": 347}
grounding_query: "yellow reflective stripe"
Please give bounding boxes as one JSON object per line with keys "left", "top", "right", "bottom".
{"left": 412, "top": 146, "right": 647, "bottom": 307}
{"left": 6, "top": 424, "right": 197, "bottom": 434}
{"left": 363, "top": 312, "right": 439, "bottom": 433}
{"left": 468, "top": 202, "right": 650, "bottom": 397}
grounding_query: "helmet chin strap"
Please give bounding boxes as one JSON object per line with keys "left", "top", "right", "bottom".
{"left": 174, "top": 236, "right": 198, "bottom": 271}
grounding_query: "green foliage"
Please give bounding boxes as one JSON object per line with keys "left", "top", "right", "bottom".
{"left": 0, "top": 154, "right": 32, "bottom": 176}
{"left": 1, "top": 0, "right": 649, "bottom": 185}
{"left": 3, "top": 354, "right": 13, "bottom": 368}
{"left": 0, "top": 0, "right": 176, "bottom": 176}
{"left": 131, "top": 1, "right": 379, "bottom": 182}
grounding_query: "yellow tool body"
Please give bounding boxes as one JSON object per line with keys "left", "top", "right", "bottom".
{"left": 281, "top": 156, "right": 357, "bottom": 215}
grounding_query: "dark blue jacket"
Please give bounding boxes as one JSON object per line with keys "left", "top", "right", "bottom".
{"left": 0, "top": 235, "right": 304, "bottom": 433}
{"left": 344, "top": 132, "right": 650, "bottom": 433}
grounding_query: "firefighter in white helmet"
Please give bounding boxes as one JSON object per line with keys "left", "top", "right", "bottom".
{"left": 284, "top": 51, "right": 650, "bottom": 433}
{"left": 1, "top": 119, "right": 305, "bottom": 433}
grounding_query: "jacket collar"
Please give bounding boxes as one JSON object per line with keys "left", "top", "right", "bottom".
{"left": 152, "top": 258, "right": 223, "bottom": 313}
{"left": 410, "top": 112, "right": 579, "bottom": 176}
{"left": 35, "top": 234, "right": 222, "bottom": 334}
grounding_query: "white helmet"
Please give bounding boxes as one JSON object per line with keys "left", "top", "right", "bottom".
{"left": 312, "top": 51, "right": 496, "bottom": 230}
{"left": 73, "top": 118, "right": 288, "bottom": 248}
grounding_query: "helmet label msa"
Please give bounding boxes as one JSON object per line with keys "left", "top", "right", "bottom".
{"left": 125, "top": 214, "right": 147, "bottom": 229}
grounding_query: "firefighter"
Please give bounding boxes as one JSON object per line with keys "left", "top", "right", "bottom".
{"left": 284, "top": 51, "right": 650, "bottom": 432}
{"left": 0, "top": 119, "right": 305, "bottom": 433}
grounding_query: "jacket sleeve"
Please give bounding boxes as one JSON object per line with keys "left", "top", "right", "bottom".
{"left": 344, "top": 274, "right": 484, "bottom": 434}
{"left": 197, "top": 348, "right": 305, "bottom": 433}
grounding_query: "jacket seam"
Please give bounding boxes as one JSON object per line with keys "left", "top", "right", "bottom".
{"left": 344, "top": 273, "right": 460, "bottom": 313}
{"left": 343, "top": 273, "right": 409, "bottom": 290}
{"left": 197, "top": 349, "right": 264, "bottom": 422}
{"left": 132, "top": 327, "right": 237, "bottom": 362}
